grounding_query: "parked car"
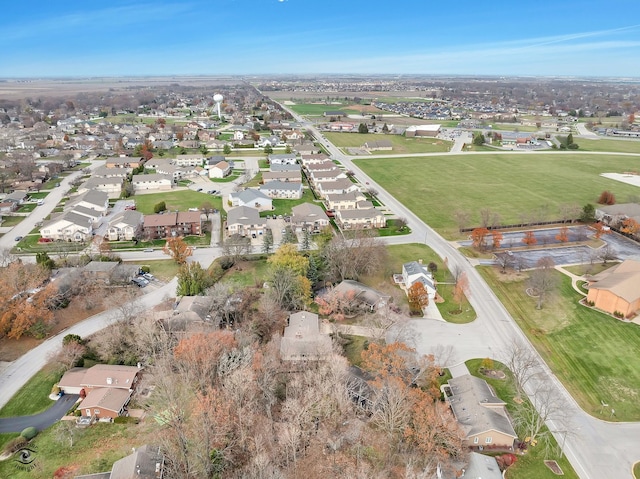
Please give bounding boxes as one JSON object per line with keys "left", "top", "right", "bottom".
{"left": 14, "top": 236, "right": 23, "bottom": 242}
{"left": 142, "top": 273, "right": 154, "bottom": 281}
{"left": 196, "top": 188, "right": 203, "bottom": 192}
{"left": 143, "top": 248, "right": 154, "bottom": 252}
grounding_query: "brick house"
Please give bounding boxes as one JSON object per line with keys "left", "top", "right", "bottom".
{"left": 142, "top": 211, "right": 202, "bottom": 239}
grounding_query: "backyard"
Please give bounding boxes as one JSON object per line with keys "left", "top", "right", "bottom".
{"left": 478, "top": 266, "right": 640, "bottom": 421}
{"left": 355, "top": 152, "right": 640, "bottom": 239}
{"left": 325, "top": 132, "right": 451, "bottom": 154}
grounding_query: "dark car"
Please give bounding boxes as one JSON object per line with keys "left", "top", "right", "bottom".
{"left": 14, "top": 236, "right": 23, "bottom": 242}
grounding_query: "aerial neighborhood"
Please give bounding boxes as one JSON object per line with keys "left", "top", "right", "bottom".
{"left": 0, "top": 76, "right": 640, "bottom": 479}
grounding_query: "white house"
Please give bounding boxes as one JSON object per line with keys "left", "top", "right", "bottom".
{"left": 65, "top": 190, "right": 109, "bottom": 215}
{"left": 229, "top": 189, "right": 273, "bottom": 210}
{"left": 40, "top": 211, "right": 93, "bottom": 242}
{"left": 402, "top": 261, "right": 436, "bottom": 299}
{"left": 268, "top": 153, "right": 297, "bottom": 165}
{"left": 106, "top": 210, "right": 143, "bottom": 241}
{"left": 259, "top": 181, "right": 303, "bottom": 199}
{"left": 291, "top": 203, "right": 329, "bottom": 233}
{"left": 132, "top": 173, "right": 173, "bottom": 191}
{"left": 174, "top": 154, "right": 205, "bottom": 167}
{"left": 227, "top": 206, "right": 267, "bottom": 237}
{"left": 334, "top": 208, "right": 386, "bottom": 230}
{"left": 77, "top": 177, "right": 123, "bottom": 197}
{"left": 209, "top": 161, "right": 232, "bottom": 179}
{"left": 316, "top": 178, "right": 360, "bottom": 197}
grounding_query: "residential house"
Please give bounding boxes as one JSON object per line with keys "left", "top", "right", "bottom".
{"left": 280, "top": 311, "right": 332, "bottom": 361}
{"left": 3, "top": 190, "right": 28, "bottom": 206}
{"left": 447, "top": 374, "right": 518, "bottom": 450}
{"left": 155, "top": 163, "right": 189, "bottom": 183}
{"left": 172, "top": 296, "right": 212, "bottom": 323}
{"left": 226, "top": 205, "right": 267, "bottom": 237}
{"left": 334, "top": 208, "right": 386, "bottom": 230}
{"left": 333, "top": 280, "right": 390, "bottom": 312}
{"left": 300, "top": 154, "right": 330, "bottom": 166}
{"left": 58, "top": 364, "right": 141, "bottom": 420}
{"left": 316, "top": 178, "right": 360, "bottom": 197}
{"left": 268, "top": 153, "right": 297, "bottom": 165}
{"left": 305, "top": 160, "right": 337, "bottom": 174}
{"left": 269, "top": 163, "right": 301, "bottom": 173}
{"left": 40, "top": 211, "right": 93, "bottom": 242}
{"left": 74, "top": 444, "right": 164, "bottom": 479}
{"left": 402, "top": 260, "right": 437, "bottom": 299}
{"left": 260, "top": 181, "right": 303, "bottom": 200}
{"left": 309, "top": 168, "right": 347, "bottom": 184}
{"left": 106, "top": 210, "right": 143, "bottom": 241}
{"left": 70, "top": 205, "right": 103, "bottom": 223}
{"left": 78, "top": 177, "right": 123, "bottom": 197}
{"left": 206, "top": 155, "right": 226, "bottom": 167}
{"left": 0, "top": 201, "right": 18, "bottom": 213}
{"left": 586, "top": 259, "right": 640, "bottom": 318}
{"left": 262, "top": 170, "right": 301, "bottom": 183}
{"left": 229, "top": 189, "right": 273, "bottom": 210}
{"left": 324, "top": 191, "right": 367, "bottom": 211}
{"left": 104, "top": 156, "right": 141, "bottom": 169}
{"left": 81, "top": 261, "right": 140, "bottom": 285}
{"left": 65, "top": 190, "right": 109, "bottom": 215}
{"left": 174, "top": 153, "right": 205, "bottom": 167}
{"left": 291, "top": 202, "right": 329, "bottom": 233}
{"left": 92, "top": 165, "right": 129, "bottom": 180}
{"left": 142, "top": 211, "right": 201, "bottom": 240}
{"left": 209, "top": 160, "right": 231, "bottom": 179}
{"left": 132, "top": 173, "right": 173, "bottom": 192}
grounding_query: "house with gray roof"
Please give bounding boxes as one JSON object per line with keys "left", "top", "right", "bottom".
{"left": 447, "top": 374, "right": 518, "bottom": 450}
{"left": 260, "top": 180, "right": 303, "bottom": 199}
{"left": 269, "top": 163, "right": 301, "bottom": 173}
{"left": 401, "top": 260, "right": 436, "bottom": 299}
{"left": 280, "top": 311, "right": 332, "bottom": 361}
{"left": 229, "top": 189, "right": 273, "bottom": 210}
{"left": 78, "top": 176, "right": 123, "bottom": 197}
{"left": 74, "top": 444, "right": 165, "bottom": 479}
{"left": 268, "top": 153, "right": 297, "bottom": 165}
{"left": 66, "top": 189, "right": 109, "bottom": 214}
{"left": 226, "top": 205, "right": 267, "bottom": 237}
{"left": 106, "top": 210, "right": 143, "bottom": 241}
{"left": 291, "top": 202, "right": 329, "bottom": 232}
{"left": 40, "top": 211, "right": 93, "bottom": 242}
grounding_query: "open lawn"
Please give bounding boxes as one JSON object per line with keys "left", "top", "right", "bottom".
{"left": 1, "top": 216, "right": 25, "bottom": 227}
{"left": 133, "top": 190, "right": 222, "bottom": 214}
{"left": 125, "top": 259, "right": 180, "bottom": 282}
{"left": 355, "top": 153, "right": 640, "bottom": 239}
{"left": 465, "top": 359, "right": 579, "bottom": 479}
{"left": 478, "top": 266, "right": 640, "bottom": 421}
{"left": 575, "top": 138, "right": 640, "bottom": 154}
{"left": 0, "top": 367, "right": 60, "bottom": 418}
{"left": 289, "top": 103, "right": 347, "bottom": 116}
{"left": 216, "top": 257, "right": 270, "bottom": 287}
{"left": 340, "top": 334, "right": 369, "bottom": 367}
{"left": 0, "top": 420, "right": 161, "bottom": 479}
{"left": 262, "top": 188, "right": 317, "bottom": 217}
{"left": 325, "top": 132, "right": 450, "bottom": 154}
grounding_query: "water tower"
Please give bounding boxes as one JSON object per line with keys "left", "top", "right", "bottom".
{"left": 213, "top": 93, "right": 223, "bottom": 119}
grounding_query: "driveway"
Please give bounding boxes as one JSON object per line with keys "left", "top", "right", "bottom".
{"left": 0, "top": 394, "right": 79, "bottom": 433}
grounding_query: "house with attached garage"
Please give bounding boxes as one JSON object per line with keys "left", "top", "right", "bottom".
{"left": 226, "top": 205, "right": 267, "bottom": 237}
{"left": 40, "top": 211, "right": 93, "bottom": 242}
{"left": 58, "top": 364, "right": 141, "bottom": 420}
{"left": 106, "top": 210, "right": 143, "bottom": 241}
{"left": 324, "top": 191, "right": 367, "bottom": 211}
{"left": 334, "top": 208, "right": 386, "bottom": 230}
{"left": 77, "top": 176, "right": 123, "bottom": 198}
{"left": 315, "top": 178, "right": 360, "bottom": 197}
{"left": 401, "top": 260, "right": 437, "bottom": 299}
{"left": 308, "top": 167, "right": 347, "bottom": 184}
{"left": 291, "top": 202, "right": 329, "bottom": 233}
{"left": 268, "top": 153, "right": 297, "bottom": 165}
{"left": 260, "top": 180, "right": 303, "bottom": 199}
{"left": 446, "top": 374, "right": 518, "bottom": 450}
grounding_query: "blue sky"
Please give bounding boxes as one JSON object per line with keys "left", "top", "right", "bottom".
{"left": 1, "top": 0, "right": 639, "bottom": 77}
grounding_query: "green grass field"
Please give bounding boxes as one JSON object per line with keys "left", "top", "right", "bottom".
{"left": 575, "top": 138, "right": 640, "bottom": 154}
{"left": 325, "top": 132, "right": 451, "bottom": 154}
{"left": 0, "top": 367, "right": 60, "bottom": 418}
{"left": 355, "top": 153, "right": 640, "bottom": 238}
{"left": 478, "top": 267, "right": 640, "bottom": 421}
{"left": 133, "top": 190, "right": 222, "bottom": 214}
{"left": 465, "top": 359, "right": 579, "bottom": 479}
{"left": 289, "top": 103, "right": 347, "bottom": 116}
{"left": 1, "top": 216, "right": 26, "bottom": 227}
{"left": 261, "top": 188, "right": 317, "bottom": 217}
{"left": 124, "top": 259, "right": 180, "bottom": 281}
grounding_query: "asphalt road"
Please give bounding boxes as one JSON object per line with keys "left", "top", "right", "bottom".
{"left": 0, "top": 394, "right": 79, "bottom": 433}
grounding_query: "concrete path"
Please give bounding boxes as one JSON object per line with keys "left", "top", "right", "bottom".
{"left": 556, "top": 265, "right": 588, "bottom": 296}
{"left": 448, "top": 362, "right": 471, "bottom": 378}
{"left": 0, "top": 394, "right": 79, "bottom": 433}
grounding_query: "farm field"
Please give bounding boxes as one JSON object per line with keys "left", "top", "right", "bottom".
{"left": 478, "top": 267, "right": 640, "bottom": 421}
{"left": 325, "top": 132, "right": 451, "bottom": 154}
{"left": 132, "top": 190, "right": 221, "bottom": 214}
{"left": 355, "top": 153, "right": 640, "bottom": 238}
{"left": 575, "top": 138, "right": 640, "bottom": 154}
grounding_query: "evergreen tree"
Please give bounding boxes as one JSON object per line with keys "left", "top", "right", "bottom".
{"left": 358, "top": 123, "right": 368, "bottom": 134}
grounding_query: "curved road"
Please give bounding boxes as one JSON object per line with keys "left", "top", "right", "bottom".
{"left": 279, "top": 102, "right": 640, "bottom": 479}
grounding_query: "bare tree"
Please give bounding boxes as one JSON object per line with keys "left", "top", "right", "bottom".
{"left": 322, "top": 230, "right": 387, "bottom": 282}
{"left": 502, "top": 339, "right": 539, "bottom": 401}
{"left": 0, "top": 248, "right": 16, "bottom": 267}
{"left": 529, "top": 256, "right": 558, "bottom": 309}
{"left": 453, "top": 210, "right": 471, "bottom": 232}
{"left": 513, "top": 384, "right": 567, "bottom": 446}
{"left": 598, "top": 244, "right": 617, "bottom": 264}
{"left": 479, "top": 208, "right": 501, "bottom": 229}
{"left": 495, "top": 252, "right": 513, "bottom": 273}
{"left": 223, "top": 234, "right": 252, "bottom": 263}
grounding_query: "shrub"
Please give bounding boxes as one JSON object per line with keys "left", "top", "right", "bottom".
{"left": 3, "top": 436, "right": 27, "bottom": 454}
{"left": 153, "top": 201, "right": 166, "bottom": 213}
{"left": 140, "top": 265, "right": 151, "bottom": 273}
{"left": 613, "top": 310, "right": 624, "bottom": 318}
{"left": 113, "top": 416, "right": 139, "bottom": 424}
{"left": 20, "top": 426, "right": 38, "bottom": 440}
{"left": 74, "top": 410, "right": 82, "bottom": 417}
{"left": 51, "top": 384, "right": 61, "bottom": 395}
